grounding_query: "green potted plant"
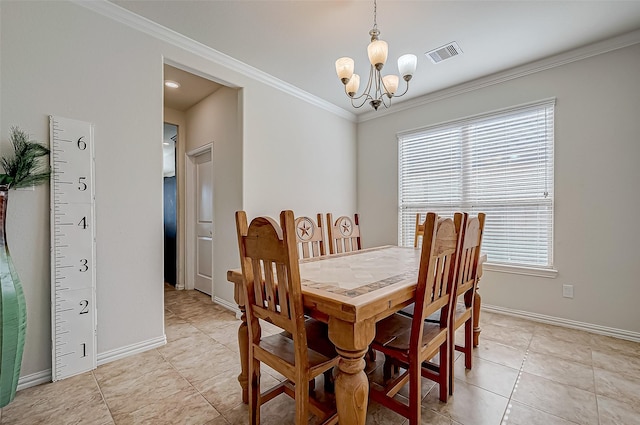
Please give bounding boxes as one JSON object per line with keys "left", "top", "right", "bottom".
{"left": 0, "top": 126, "right": 50, "bottom": 407}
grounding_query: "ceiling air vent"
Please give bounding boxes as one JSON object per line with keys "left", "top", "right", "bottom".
{"left": 425, "top": 41, "right": 463, "bottom": 64}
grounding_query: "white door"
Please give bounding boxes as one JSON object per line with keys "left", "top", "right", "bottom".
{"left": 194, "top": 150, "right": 213, "bottom": 295}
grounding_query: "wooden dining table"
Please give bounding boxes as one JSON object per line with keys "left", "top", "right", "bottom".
{"left": 226, "top": 245, "right": 486, "bottom": 424}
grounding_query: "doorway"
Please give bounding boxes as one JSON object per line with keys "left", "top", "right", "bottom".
{"left": 163, "top": 123, "right": 178, "bottom": 286}
{"left": 163, "top": 63, "right": 221, "bottom": 293}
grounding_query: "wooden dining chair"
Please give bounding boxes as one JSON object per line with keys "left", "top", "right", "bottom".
{"left": 448, "top": 213, "right": 485, "bottom": 394}
{"left": 294, "top": 214, "right": 334, "bottom": 391}
{"left": 413, "top": 213, "right": 425, "bottom": 248}
{"left": 395, "top": 213, "right": 485, "bottom": 395}
{"left": 235, "top": 210, "right": 339, "bottom": 425}
{"left": 326, "top": 212, "right": 379, "bottom": 362}
{"left": 326, "top": 213, "right": 361, "bottom": 254}
{"left": 369, "top": 212, "right": 463, "bottom": 425}
{"left": 295, "top": 214, "right": 326, "bottom": 259}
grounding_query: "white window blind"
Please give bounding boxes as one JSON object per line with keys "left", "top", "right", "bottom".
{"left": 398, "top": 99, "right": 555, "bottom": 268}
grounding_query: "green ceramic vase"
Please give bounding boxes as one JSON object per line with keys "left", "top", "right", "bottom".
{"left": 0, "top": 185, "right": 27, "bottom": 408}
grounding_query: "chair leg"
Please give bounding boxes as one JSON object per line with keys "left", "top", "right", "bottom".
{"left": 449, "top": 327, "right": 455, "bottom": 396}
{"left": 464, "top": 319, "right": 473, "bottom": 369}
{"left": 295, "top": 376, "right": 310, "bottom": 424}
{"left": 408, "top": 358, "right": 422, "bottom": 425}
{"left": 439, "top": 341, "right": 449, "bottom": 402}
{"left": 323, "top": 368, "right": 335, "bottom": 393}
{"left": 383, "top": 355, "right": 402, "bottom": 381}
{"left": 367, "top": 347, "right": 377, "bottom": 362}
{"left": 248, "top": 359, "right": 261, "bottom": 425}
{"left": 383, "top": 356, "right": 394, "bottom": 381}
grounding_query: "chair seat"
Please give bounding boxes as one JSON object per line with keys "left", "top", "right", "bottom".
{"left": 374, "top": 313, "right": 446, "bottom": 352}
{"left": 399, "top": 304, "right": 441, "bottom": 323}
{"left": 281, "top": 318, "right": 337, "bottom": 391}
{"left": 280, "top": 318, "right": 337, "bottom": 359}
{"left": 453, "top": 303, "right": 472, "bottom": 328}
{"left": 399, "top": 303, "right": 471, "bottom": 325}
{"left": 260, "top": 332, "right": 336, "bottom": 370}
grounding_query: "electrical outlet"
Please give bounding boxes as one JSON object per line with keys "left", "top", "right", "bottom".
{"left": 562, "top": 284, "right": 574, "bottom": 299}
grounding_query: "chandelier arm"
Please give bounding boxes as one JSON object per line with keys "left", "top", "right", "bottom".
{"left": 347, "top": 89, "right": 375, "bottom": 103}
{"left": 350, "top": 96, "right": 371, "bottom": 109}
{"left": 392, "top": 81, "right": 411, "bottom": 98}
{"left": 347, "top": 64, "right": 376, "bottom": 101}
{"left": 379, "top": 76, "right": 388, "bottom": 94}
{"left": 381, "top": 93, "right": 392, "bottom": 109}
{"left": 374, "top": 70, "right": 383, "bottom": 99}
{"left": 379, "top": 72, "right": 395, "bottom": 99}
{"left": 343, "top": 85, "right": 359, "bottom": 100}
{"left": 363, "top": 64, "right": 376, "bottom": 99}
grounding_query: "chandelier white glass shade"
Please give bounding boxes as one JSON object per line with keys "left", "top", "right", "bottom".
{"left": 335, "top": 0, "right": 417, "bottom": 110}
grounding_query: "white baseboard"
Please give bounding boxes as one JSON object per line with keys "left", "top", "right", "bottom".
{"left": 16, "top": 335, "right": 168, "bottom": 392}
{"left": 17, "top": 369, "right": 52, "bottom": 391}
{"left": 213, "top": 296, "right": 241, "bottom": 318}
{"left": 97, "top": 335, "right": 167, "bottom": 366}
{"left": 483, "top": 304, "right": 640, "bottom": 343}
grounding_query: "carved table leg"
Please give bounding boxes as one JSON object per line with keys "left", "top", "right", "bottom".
{"left": 237, "top": 305, "right": 249, "bottom": 403}
{"left": 473, "top": 288, "right": 481, "bottom": 347}
{"left": 329, "top": 318, "right": 374, "bottom": 425}
{"left": 335, "top": 348, "right": 369, "bottom": 424}
{"left": 473, "top": 259, "right": 484, "bottom": 347}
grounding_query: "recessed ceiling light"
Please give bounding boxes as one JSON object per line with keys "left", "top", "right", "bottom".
{"left": 164, "top": 80, "right": 180, "bottom": 89}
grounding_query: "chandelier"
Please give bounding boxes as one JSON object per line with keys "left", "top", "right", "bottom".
{"left": 335, "top": 0, "right": 417, "bottom": 110}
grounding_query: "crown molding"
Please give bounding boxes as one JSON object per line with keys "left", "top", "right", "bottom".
{"left": 358, "top": 28, "right": 640, "bottom": 123}
{"left": 67, "top": 1, "right": 640, "bottom": 125}
{"left": 72, "top": 0, "right": 357, "bottom": 122}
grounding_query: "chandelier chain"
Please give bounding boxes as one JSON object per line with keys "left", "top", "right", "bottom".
{"left": 373, "top": 0, "right": 377, "bottom": 29}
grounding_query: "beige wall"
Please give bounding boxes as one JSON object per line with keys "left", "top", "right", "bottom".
{"left": 357, "top": 43, "right": 640, "bottom": 335}
{"left": 242, "top": 83, "right": 356, "bottom": 219}
{"left": 0, "top": 0, "right": 357, "bottom": 381}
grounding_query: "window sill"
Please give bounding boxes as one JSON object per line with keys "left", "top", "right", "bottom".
{"left": 483, "top": 263, "right": 558, "bottom": 279}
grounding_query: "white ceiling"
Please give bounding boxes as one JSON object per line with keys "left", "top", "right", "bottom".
{"left": 114, "top": 0, "right": 640, "bottom": 114}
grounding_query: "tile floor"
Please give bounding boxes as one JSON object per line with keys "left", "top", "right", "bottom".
{"left": 2, "top": 285, "right": 639, "bottom": 424}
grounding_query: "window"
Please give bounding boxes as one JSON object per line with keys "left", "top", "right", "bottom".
{"left": 398, "top": 99, "right": 555, "bottom": 270}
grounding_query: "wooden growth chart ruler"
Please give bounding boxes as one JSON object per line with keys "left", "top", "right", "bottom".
{"left": 50, "top": 116, "right": 97, "bottom": 381}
